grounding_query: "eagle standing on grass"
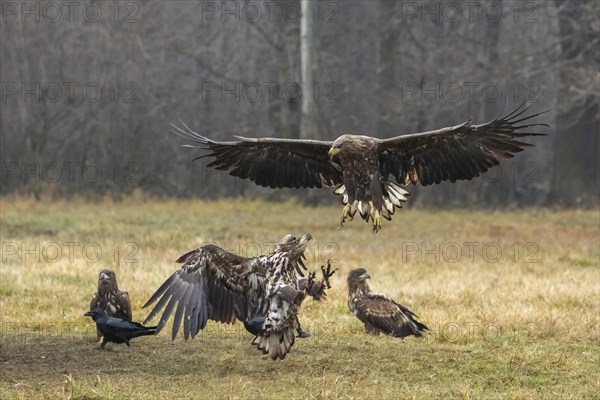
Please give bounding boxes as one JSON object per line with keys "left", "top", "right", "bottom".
{"left": 143, "top": 234, "right": 336, "bottom": 360}
{"left": 172, "top": 100, "right": 548, "bottom": 231}
{"left": 89, "top": 269, "right": 132, "bottom": 340}
{"left": 347, "top": 269, "right": 428, "bottom": 338}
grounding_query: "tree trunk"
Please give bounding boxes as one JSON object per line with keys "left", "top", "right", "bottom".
{"left": 300, "top": 0, "right": 316, "bottom": 139}
{"left": 376, "top": 2, "right": 398, "bottom": 137}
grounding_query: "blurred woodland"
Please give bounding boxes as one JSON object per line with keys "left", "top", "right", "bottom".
{"left": 1, "top": 0, "right": 598, "bottom": 207}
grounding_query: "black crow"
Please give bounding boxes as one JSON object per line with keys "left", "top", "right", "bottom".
{"left": 243, "top": 315, "right": 266, "bottom": 345}
{"left": 84, "top": 308, "right": 156, "bottom": 350}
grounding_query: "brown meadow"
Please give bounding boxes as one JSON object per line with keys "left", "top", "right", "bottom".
{"left": 1, "top": 198, "right": 598, "bottom": 399}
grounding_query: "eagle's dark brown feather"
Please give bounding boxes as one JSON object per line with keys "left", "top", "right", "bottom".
{"left": 143, "top": 234, "right": 331, "bottom": 360}
{"left": 89, "top": 269, "right": 132, "bottom": 340}
{"left": 142, "top": 244, "right": 259, "bottom": 340}
{"left": 347, "top": 268, "right": 428, "bottom": 338}
{"left": 377, "top": 101, "right": 548, "bottom": 187}
{"left": 172, "top": 99, "right": 547, "bottom": 231}
{"left": 171, "top": 121, "right": 342, "bottom": 189}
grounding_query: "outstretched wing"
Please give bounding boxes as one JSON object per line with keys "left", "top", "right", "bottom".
{"left": 353, "top": 293, "right": 428, "bottom": 338}
{"left": 142, "top": 245, "right": 267, "bottom": 340}
{"left": 378, "top": 99, "right": 549, "bottom": 186}
{"left": 171, "top": 122, "right": 342, "bottom": 189}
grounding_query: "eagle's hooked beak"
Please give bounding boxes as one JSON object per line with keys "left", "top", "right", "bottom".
{"left": 299, "top": 233, "right": 313, "bottom": 246}
{"left": 295, "top": 234, "right": 313, "bottom": 277}
{"left": 328, "top": 147, "right": 340, "bottom": 158}
{"left": 100, "top": 272, "right": 109, "bottom": 281}
{"left": 359, "top": 272, "right": 371, "bottom": 280}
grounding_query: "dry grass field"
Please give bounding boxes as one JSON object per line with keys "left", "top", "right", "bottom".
{"left": 0, "top": 197, "right": 598, "bottom": 399}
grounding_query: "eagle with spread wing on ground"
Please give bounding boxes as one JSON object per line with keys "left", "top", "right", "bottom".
{"left": 143, "top": 234, "right": 336, "bottom": 360}
{"left": 347, "top": 269, "right": 428, "bottom": 338}
{"left": 89, "top": 269, "right": 132, "bottom": 340}
{"left": 172, "top": 99, "right": 548, "bottom": 231}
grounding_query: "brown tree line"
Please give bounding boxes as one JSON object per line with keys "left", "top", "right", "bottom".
{"left": 1, "top": 0, "right": 597, "bottom": 207}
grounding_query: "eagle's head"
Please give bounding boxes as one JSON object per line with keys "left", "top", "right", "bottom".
{"left": 329, "top": 135, "right": 375, "bottom": 159}
{"left": 275, "top": 234, "right": 312, "bottom": 276}
{"left": 347, "top": 268, "right": 371, "bottom": 293}
{"left": 328, "top": 136, "right": 348, "bottom": 159}
{"left": 97, "top": 269, "right": 118, "bottom": 291}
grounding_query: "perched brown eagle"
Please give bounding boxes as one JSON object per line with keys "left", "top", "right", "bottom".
{"left": 172, "top": 100, "right": 547, "bottom": 231}
{"left": 143, "top": 234, "right": 336, "bottom": 360}
{"left": 89, "top": 269, "right": 132, "bottom": 340}
{"left": 347, "top": 268, "right": 428, "bottom": 337}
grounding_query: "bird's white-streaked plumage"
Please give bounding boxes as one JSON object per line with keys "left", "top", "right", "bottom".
{"left": 143, "top": 234, "right": 334, "bottom": 360}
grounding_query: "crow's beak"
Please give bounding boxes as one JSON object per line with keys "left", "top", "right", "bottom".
{"left": 328, "top": 147, "right": 340, "bottom": 158}
{"left": 359, "top": 272, "right": 371, "bottom": 280}
{"left": 84, "top": 311, "right": 94, "bottom": 317}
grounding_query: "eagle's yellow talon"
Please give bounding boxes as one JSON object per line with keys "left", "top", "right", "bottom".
{"left": 174, "top": 102, "right": 547, "bottom": 233}
{"left": 371, "top": 211, "right": 382, "bottom": 233}
{"left": 340, "top": 203, "right": 352, "bottom": 227}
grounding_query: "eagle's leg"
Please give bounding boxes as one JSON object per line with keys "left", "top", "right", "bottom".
{"left": 364, "top": 323, "right": 381, "bottom": 335}
{"left": 339, "top": 203, "right": 351, "bottom": 228}
{"left": 371, "top": 210, "right": 382, "bottom": 233}
{"left": 321, "top": 261, "right": 338, "bottom": 289}
{"left": 339, "top": 200, "right": 359, "bottom": 228}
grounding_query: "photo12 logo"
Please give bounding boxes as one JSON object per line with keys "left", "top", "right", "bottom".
{"left": 400, "top": 241, "right": 540, "bottom": 264}
{"left": 1, "top": 1, "right": 140, "bottom": 24}
{"left": 427, "top": 321, "right": 538, "bottom": 343}
{"left": 398, "top": 1, "right": 539, "bottom": 24}
{"left": 201, "top": 81, "right": 339, "bottom": 104}
{"left": 1, "top": 241, "right": 139, "bottom": 264}
{"left": 1, "top": 161, "right": 139, "bottom": 185}
{"left": 399, "top": 81, "right": 542, "bottom": 104}
{"left": 198, "top": 240, "right": 339, "bottom": 265}
{"left": 1, "top": 82, "right": 140, "bottom": 104}
{"left": 199, "top": 1, "right": 339, "bottom": 24}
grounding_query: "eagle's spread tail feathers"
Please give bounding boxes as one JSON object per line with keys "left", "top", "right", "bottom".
{"left": 384, "top": 181, "right": 410, "bottom": 213}
{"left": 256, "top": 327, "right": 296, "bottom": 360}
{"left": 335, "top": 181, "right": 409, "bottom": 231}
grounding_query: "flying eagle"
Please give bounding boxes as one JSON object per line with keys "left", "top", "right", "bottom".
{"left": 84, "top": 308, "right": 156, "bottom": 350}
{"left": 89, "top": 269, "right": 132, "bottom": 340}
{"left": 347, "top": 269, "right": 428, "bottom": 337}
{"left": 172, "top": 100, "right": 548, "bottom": 231}
{"left": 143, "top": 234, "right": 336, "bottom": 360}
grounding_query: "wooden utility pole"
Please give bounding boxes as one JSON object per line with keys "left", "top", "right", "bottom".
{"left": 300, "top": 0, "right": 316, "bottom": 139}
